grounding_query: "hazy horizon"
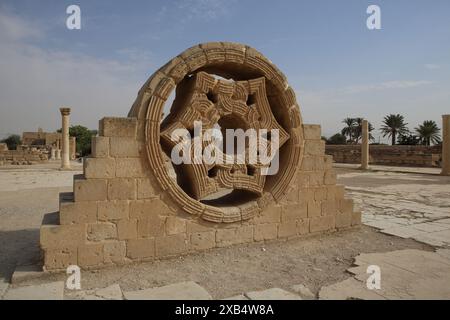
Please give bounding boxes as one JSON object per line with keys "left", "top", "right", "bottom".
{"left": 1, "top": 0, "right": 449, "bottom": 143}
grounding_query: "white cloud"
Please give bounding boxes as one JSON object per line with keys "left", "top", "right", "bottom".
{"left": 425, "top": 64, "right": 440, "bottom": 70}
{"left": 0, "top": 9, "right": 153, "bottom": 138}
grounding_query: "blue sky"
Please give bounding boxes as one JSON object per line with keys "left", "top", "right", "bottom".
{"left": 0, "top": 0, "right": 449, "bottom": 141}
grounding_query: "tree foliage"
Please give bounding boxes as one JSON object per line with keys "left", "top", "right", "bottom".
{"left": 415, "top": 120, "right": 441, "bottom": 146}
{"left": 380, "top": 114, "right": 409, "bottom": 145}
{"left": 1, "top": 134, "right": 21, "bottom": 150}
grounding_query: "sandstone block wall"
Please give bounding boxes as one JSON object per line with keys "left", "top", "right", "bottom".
{"left": 325, "top": 145, "right": 442, "bottom": 167}
{"left": 39, "top": 42, "right": 361, "bottom": 271}
{"left": 40, "top": 118, "right": 360, "bottom": 271}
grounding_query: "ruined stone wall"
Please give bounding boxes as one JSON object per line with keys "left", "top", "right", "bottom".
{"left": 0, "top": 147, "right": 49, "bottom": 165}
{"left": 39, "top": 42, "right": 361, "bottom": 271}
{"left": 40, "top": 119, "right": 360, "bottom": 270}
{"left": 326, "top": 145, "right": 442, "bottom": 167}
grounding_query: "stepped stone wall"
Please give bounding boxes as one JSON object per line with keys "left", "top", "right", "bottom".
{"left": 40, "top": 42, "right": 361, "bottom": 271}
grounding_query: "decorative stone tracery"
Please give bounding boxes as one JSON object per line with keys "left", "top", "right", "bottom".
{"left": 39, "top": 42, "right": 361, "bottom": 271}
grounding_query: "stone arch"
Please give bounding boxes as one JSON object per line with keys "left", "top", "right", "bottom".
{"left": 128, "top": 42, "right": 304, "bottom": 223}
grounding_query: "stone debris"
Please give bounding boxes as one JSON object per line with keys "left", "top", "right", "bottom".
{"left": 123, "top": 281, "right": 212, "bottom": 300}
{"left": 3, "top": 281, "right": 64, "bottom": 300}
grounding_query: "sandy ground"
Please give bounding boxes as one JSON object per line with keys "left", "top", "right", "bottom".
{"left": 0, "top": 162, "right": 435, "bottom": 298}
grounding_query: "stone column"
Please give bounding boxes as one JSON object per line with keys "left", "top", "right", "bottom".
{"left": 56, "top": 149, "right": 61, "bottom": 160}
{"left": 51, "top": 148, "right": 56, "bottom": 160}
{"left": 441, "top": 115, "right": 450, "bottom": 176}
{"left": 360, "top": 119, "right": 369, "bottom": 170}
{"left": 60, "top": 107, "right": 71, "bottom": 170}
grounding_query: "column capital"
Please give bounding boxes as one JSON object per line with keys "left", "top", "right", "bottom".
{"left": 60, "top": 107, "right": 71, "bottom": 116}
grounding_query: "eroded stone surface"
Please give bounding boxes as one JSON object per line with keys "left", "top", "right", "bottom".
{"left": 245, "top": 288, "right": 301, "bottom": 300}
{"left": 4, "top": 281, "right": 64, "bottom": 300}
{"left": 319, "top": 249, "right": 450, "bottom": 300}
{"left": 123, "top": 281, "right": 212, "bottom": 300}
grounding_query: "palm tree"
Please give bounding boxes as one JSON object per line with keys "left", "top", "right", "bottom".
{"left": 415, "top": 120, "right": 441, "bottom": 146}
{"left": 380, "top": 114, "right": 408, "bottom": 145}
{"left": 341, "top": 118, "right": 356, "bottom": 143}
{"left": 353, "top": 118, "right": 375, "bottom": 143}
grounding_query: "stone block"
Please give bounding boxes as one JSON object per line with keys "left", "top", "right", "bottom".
{"left": 130, "top": 199, "right": 172, "bottom": 219}
{"left": 297, "top": 219, "right": 310, "bottom": 235}
{"left": 165, "top": 216, "right": 186, "bottom": 235}
{"left": 186, "top": 220, "right": 214, "bottom": 233}
{"left": 99, "top": 117, "right": 137, "bottom": 138}
{"left": 98, "top": 200, "right": 129, "bottom": 221}
{"left": 78, "top": 243, "right": 104, "bottom": 267}
{"left": 307, "top": 200, "right": 321, "bottom": 218}
{"left": 303, "top": 124, "right": 321, "bottom": 140}
{"left": 304, "top": 140, "right": 325, "bottom": 156}
{"left": 74, "top": 178, "right": 107, "bottom": 202}
{"left": 91, "top": 136, "right": 109, "bottom": 158}
{"left": 155, "top": 234, "right": 187, "bottom": 257}
{"left": 137, "top": 214, "right": 166, "bottom": 238}
{"left": 324, "top": 170, "right": 337, "bottom": 185}
{"left": 278, "top": 222, "right": 297, "bottom": 238}
{"left": 253, "top": 204, "right": 281, "bottom": 224}
{"left": 281, "top": 203, "right": 307, "bottom": 221}
{"left": 137, "top": 178, "right": 158, "bottom": 199}
{"left": 314, "top": 187, "right": 327, "bottom": 201}
{"left": 308, "top": 171, "right": 324, "bottom": 186}
{"left": 108, "top": 178, "right": 136, "bottom": 200}
{"left": 127, "top": 238, "right": 155, "bottom": 260}
{"left": 336, "top": 212, "right": 352, "bottom": 229}
{"left": 322, "top": 200, "right": 338, "bottom": 216}
{"left": 104, "top": 241, "right": 127, "bottom": 264}
{"left": 339, "top": 199, "right": 354, "bottom": 214}
{"left": 310, "top": 215, "right": 335, "bottom": 233}
{"left": 254, "top": 223, "right": 278, "bottom": 241}
{"left": 115, "top": 158, "right": 146, "bottom": 178}
{"left": 84, "top": 158, "right": 115, "bottom": 179}
{"left": 40, "top": 224, "right": 85, "bottom": 249}
{"left": 87, "top": 223, "right": 117, "bottom": 241}
{"left": 352, "top": 211, "right": 362, "bottom": 226}
{"left": 59, "top": 201, "right": 97, "bottom": 225}
{"left": 44, "top": 247, "right": 77, "bottom": 271}
{"left": 216, "top": 225, "right": 253, "bottom": 247}
{"left": 190, "top": 231, "right": 216, "bottom": 250}
{"left": 110, "top": 137, "right": 140, "bottom": 157}
{"left": 117, "top": 219, "right": 138, "bottom": 240}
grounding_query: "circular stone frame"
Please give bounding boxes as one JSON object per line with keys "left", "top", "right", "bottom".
{"left": 128, "top": 42, "right": 304, "bottom": 223}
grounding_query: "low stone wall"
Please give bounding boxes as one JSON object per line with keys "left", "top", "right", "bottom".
{"left": 0, "top": 147, "right": 49, "bottom": 165}
{"left": 325, "top": 145, "right": 442, "bottom": 167}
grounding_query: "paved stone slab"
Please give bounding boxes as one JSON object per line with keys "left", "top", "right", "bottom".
{"left": 123, "top": 281, "right": 212, "bottom": 300}
{"left": 222, "top": 294, "right": 248, "bottom": 300}
{"left": 67, "top": 284, "right": 123, "bottom": 300}
{"left": 245, "top": 288, "right": 301, "bottom": 300}
{"left": 11, "top": 265, "right": 45, "bottom": 284}
{"left": 4, "top": 281, "right": 64, "bottom": 300}
{"left": 0, "top": 280, "right": 9, "bottom": 299}
{"left": 291, "top": 284, "right": 315, "bottom": 299}
{"left": 319, "top": 249, "right": 450, "bottom": 300}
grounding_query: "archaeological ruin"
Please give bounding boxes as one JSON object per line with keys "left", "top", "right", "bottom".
{"left": 0, "top": 127, "right": 77, "bottom": 166}
{"left": 39, "top": 42, "right": 361, "bottom": 271}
